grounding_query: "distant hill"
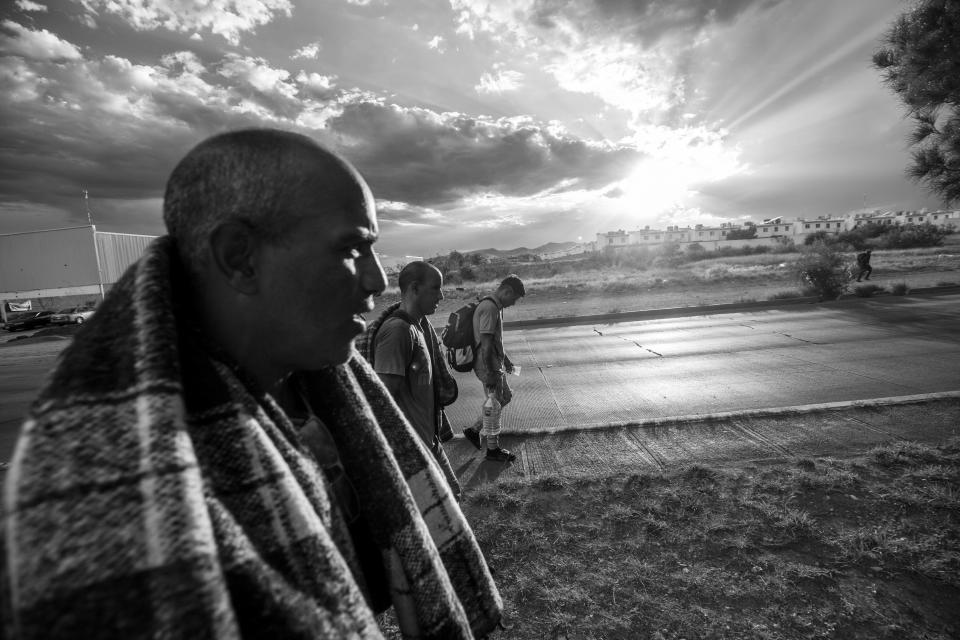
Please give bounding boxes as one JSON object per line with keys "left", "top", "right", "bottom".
{"left": 467, "top": 241, "right": 579, "bottom": 258}
{"left": 533, "top": 241, "right": 580, "bottom": 254}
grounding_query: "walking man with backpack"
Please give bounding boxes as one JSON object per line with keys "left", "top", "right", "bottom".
{"left": 462, "top": 275, "right": 525, "bottom": 462}
{"left": 856, "top": 249, "right": 873, "bottom": 281}
{"left": 356, "top": 261, "right": 462, "bottom": 499}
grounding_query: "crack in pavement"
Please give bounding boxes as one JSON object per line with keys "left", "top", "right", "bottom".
{"left": 773, "top": 331, "right": 820, "bottom": 344}
{"left": 536, "top": 365, "right": 567, "bottom": 424}
{"left": 520, "top": 335, "right": 568, "bottom": 426}
{"left": 593, "top": 327, "right": 663, "bottom": 357}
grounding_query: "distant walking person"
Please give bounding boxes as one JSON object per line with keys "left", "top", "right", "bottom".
{"left": 463, "top": 275, "right": 525, "bottom": 462}
{"left": 856, "top": 249, "right": 873, "bottom": 281}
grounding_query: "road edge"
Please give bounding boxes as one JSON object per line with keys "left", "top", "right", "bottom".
{"left": 495, "top": 390, "right": 960, "bottom": 436}
{"left": 505, "top": 285, "right": 960, "bottom": 330}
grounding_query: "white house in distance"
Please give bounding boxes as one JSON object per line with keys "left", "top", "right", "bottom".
{"left": 754, "top": 217, "right": 794, "bottom": 238}
{"left": 850, "top": 209, "right": 960, "bottom": 228}
{"left": 596, "top": 223, "right": 740, "bottom": 249}
{"left": 789, "top": 215, "right": 847, "bottom": 240}
{"left": 595, "top": 209, "right": 959, "bottom": 253}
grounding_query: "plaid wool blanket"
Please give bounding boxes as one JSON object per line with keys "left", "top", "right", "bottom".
{"left": 1, "top": 237, "right": 501, "bottom": 639}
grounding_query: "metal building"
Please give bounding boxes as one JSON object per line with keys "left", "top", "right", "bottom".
{"left": 0, "top": 226, "right": 156, "bottom": 324}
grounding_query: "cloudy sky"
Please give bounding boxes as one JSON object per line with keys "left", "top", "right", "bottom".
{"left": 0, "top": 0, "right": 943, "bottom": 257}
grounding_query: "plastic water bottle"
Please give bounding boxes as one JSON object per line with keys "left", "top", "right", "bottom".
{"left": 482, "top": 393, "right": 500, "bottom": 433}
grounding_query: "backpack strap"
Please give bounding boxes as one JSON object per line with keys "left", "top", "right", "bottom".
{"left": 390, "top": 308, "right": 419, "bottom": 326}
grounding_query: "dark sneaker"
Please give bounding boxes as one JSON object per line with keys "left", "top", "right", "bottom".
{"left": 485, "top": 447, "right": 516, "bottom": 462}
{"left": 462, "top": 426, "right": 482, "bottom": 450}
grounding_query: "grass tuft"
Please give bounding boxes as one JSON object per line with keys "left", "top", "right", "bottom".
{"left": 532, "top": 475, "right": 569, "bottom": 491}
{"left": 768, "top": 289, "right": 806, "bottom": 300}
{"left": 680, "top": 464, "right": 720, "bottom": 483}
{"left": 869, "top": 441, "right": 943, "bottom": 467}
{"left": 890, "top": 281, "right": 910, "bottom": 295}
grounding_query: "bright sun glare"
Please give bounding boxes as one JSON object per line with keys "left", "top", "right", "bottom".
{"left": 612, "top": 134, "right": 746, "bottom": 219}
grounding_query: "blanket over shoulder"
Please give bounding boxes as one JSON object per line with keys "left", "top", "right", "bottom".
{"left": 0, "top": 236, "right": 501, "bottom": 639}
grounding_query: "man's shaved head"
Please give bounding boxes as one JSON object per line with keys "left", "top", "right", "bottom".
{"left": 163, "top": 129, "right": 367, "bottom": 277}
{"left": 398, "top": 261, "right": 442, "bottom": 293}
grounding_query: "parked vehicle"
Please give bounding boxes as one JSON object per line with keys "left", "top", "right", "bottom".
{"left": 4, "top": 310, "right": 56, "bottom": 332}
{"left": 50, "top": 307, "right": 96, "bottom": 325}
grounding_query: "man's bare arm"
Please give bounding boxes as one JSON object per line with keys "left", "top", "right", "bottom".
{"left": 477, "top": 333, "right": 500, "bottom": 385}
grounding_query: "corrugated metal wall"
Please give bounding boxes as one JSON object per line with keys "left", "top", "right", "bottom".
{"left": 94, "top": 232, "right": 157, "bottom": 284}
{"left": 0, "top": 226, "right": 102, "bottom": 293}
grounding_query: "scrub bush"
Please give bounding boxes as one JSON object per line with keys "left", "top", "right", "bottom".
{"left": 795, "top": 242, "right": 852, "bottom": 300}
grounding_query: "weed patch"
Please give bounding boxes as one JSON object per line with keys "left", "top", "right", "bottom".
{"left": 767, "top": 289, "right": 805, "bottom": 300}
{"left": 453, "top": 439, "right": 960, "bottom": 639}
{"left": 853, "top": 283, "right": 886, "bottom": 297}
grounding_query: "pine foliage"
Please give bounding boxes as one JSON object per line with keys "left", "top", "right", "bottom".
{"left": 874, "top": 0, "right": 960, "bottom": 204}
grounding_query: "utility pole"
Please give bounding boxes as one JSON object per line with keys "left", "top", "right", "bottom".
{"left": 83, "top": 189, "right": 106, "bottom": 300}
{"left": 83, "top": 189, "right": 93, "bottom": 225}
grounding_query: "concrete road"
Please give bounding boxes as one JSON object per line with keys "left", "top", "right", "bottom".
{"left": 2, "top": 294, "right": 959, "bottom": 467}
{"left": 445, "top": 293, "right": 960, "bottom": 432}
{"left": 0, "top": 339, "right": 65, "bottom": 466}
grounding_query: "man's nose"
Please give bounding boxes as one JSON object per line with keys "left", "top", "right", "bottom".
{"left": 361, "top": 250, "right": 387, "bottom": 296}
{"left": 439, "top": 289, "right": 445, "bottom": 301}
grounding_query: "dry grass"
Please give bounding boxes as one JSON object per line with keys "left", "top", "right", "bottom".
{"left": 372, "top": 236, "right": 960, "bottom": 322}
{"left": 453, "top": 438, "right": 960, "bottom": 640}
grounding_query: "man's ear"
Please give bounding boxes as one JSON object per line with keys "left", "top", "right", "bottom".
{"left": 209, "top": 222, "right": 260, "bottom": 294}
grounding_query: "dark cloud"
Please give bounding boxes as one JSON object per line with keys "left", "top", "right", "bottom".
{"left": 329, "top": 103, "right": 642, "bottom": 205}
{"left": 3, "top": 31, "right": 654, "bottom": 227}
{"left": 0, "top": 55, "right": 286, "bottom": 220}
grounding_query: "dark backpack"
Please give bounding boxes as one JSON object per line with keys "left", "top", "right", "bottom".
{"left": 441, "top": 296, "right": 496, "bottom": 373}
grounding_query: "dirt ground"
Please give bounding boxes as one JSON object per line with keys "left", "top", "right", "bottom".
{"left": 376, "top": 267, "right": 959, "bottom": 323}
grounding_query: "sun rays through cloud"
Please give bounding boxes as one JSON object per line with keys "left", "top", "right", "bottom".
{"left": 0, "top": 0, "right": 943, "bottom": 255}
